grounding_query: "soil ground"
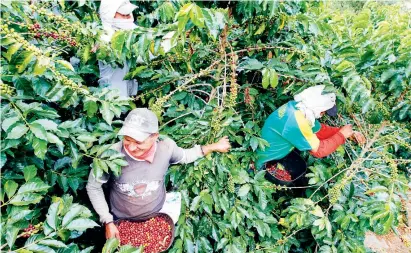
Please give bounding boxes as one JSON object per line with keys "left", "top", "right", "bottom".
{"left": 364, "top": 191, "right": 411, "bottom": 253}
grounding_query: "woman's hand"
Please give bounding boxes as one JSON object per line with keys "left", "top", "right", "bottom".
{"left": 339, "top": 124, "right": 354, "bottom": 139}
{"left": 201, "top": 136, "right": 231, "bottom": 155}
{"left": 105, "top": 222, "right": 120, "bottom": 240}
{"left": 352, "top": 131, "right": 366, "bottom": 145}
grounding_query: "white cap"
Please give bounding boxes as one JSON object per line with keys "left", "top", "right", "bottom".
{"left": 118, "top": 108, "right": 159, "bottom": 142}
{"left": 117, "top": 1, "right": 138, "bottom": 15}
{"left": 99, "top": 0, "right": 137, "bottom": 22}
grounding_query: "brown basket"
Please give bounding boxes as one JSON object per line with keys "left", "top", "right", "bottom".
{"left": 114, "top": 213, "right": 175, "bottom": 252}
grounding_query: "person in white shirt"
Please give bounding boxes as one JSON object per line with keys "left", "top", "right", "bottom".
{"left": 98, "top": 0, "right": 138, "bottom": 98}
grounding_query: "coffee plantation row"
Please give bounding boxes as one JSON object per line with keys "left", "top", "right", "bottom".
{"left": 1, "top": 1, "right": 410, "bottom": 252}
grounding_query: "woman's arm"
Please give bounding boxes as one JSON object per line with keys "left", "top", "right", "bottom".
{"left": 316, "top": 124, "right": 341, "bottom": 140}
{"left": 310, "top": 132, "right": 346, "bottom": 158}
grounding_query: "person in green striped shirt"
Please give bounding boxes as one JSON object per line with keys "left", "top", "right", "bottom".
{"left": 257, "top": 85, "right": 365, "bottom": 170}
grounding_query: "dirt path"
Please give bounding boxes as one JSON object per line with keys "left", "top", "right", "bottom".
{"left": 364, "top": 191, "right": 411, "bottom": 253}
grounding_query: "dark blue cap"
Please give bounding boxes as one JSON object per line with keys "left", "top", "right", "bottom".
{"left": 326, "top": 104, "right": 337, "bottom": 117}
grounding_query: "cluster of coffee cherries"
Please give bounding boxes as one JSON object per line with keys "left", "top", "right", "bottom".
{"left": 49, "top": 66, "right": 89, "bottom": 95}
{"left": 0, "top": 24, "right": 42, "bottom": 57}
{"left": 228, "top": 55, "right": 238, "bottom": 108}
{"left": 329, "top": 174, "right": 353, "bottom": 204}
{"left": 28, "top": 23, "right": 77, "bottom": 47}
{"left": 150, "top": 95, "right": 169, "bottom": 117}
{"left": 31, "top": 5, "right": 81, "bottom": 32}
{"left": 117, "top": 215, "right": 173, "bottom": 253}
{"left": 0, "top": 83, "right": 14, "bottom": 96}
{"left": 210, "top": 107, "right": 223, "bottom": 135}
{"left": 21, "top": 222, "right": 42, "bottom": 238}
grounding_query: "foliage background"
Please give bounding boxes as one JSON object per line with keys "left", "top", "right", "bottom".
{"left": 0, "top": 0, "right": 410, "bottom": 252}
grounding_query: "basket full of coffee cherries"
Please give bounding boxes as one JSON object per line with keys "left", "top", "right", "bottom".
{"left": 264, "top": 151, "right": 307, "bottom": 186}
{"left": 115, "top": 213, "right": 175, "bottom": 253}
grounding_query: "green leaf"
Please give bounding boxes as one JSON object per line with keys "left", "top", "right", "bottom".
{"left": 92, "top": 159, "right": 103, "bottom": 180}
{"left": 26, "top": 244, "right": 55, "bottom": 253}
{"left": 102, "top": 238, "right": 120, "bottom": 253}
{"left": 39, "top": 239, "right": 67, "bottom": 248}
{"left": 106, "top": 160, "right": 121, "bottom": 176}
{"left": 380, "top": 69, "right": 397, "bottom": 83}
{"left": 190, "top": 196, "right": 201, "bottom": 211}
{"left": 262, "top": 68, "right": 270, "bottom": 89}
{"left": 100, "top": 101, "right": 114, "bottom": 125}
{"left": 97, "top": 159, "right": 109, "bottom": 173}
{"left": 30, "top": 123, "right": 48, "bottom": 140}
{"left": 0, "top": 152, "right": 6, "bottom": 169}
{"left": 33, "top": 56, "right": 50, "bottom": 75}
{"left": 56, "top": 229, "right": 70, "bottom": 241}
{"left": 259, "top": 190, "right": 267, "bottom": 210}
{"left": 189, "top": 4, "right": 205, "bottom": 28}
{"left": 270, "top": 69, "right": 279, "bottom": 88}
{"left": 84, "top": 99, "right": 98, "bottom": 117}
{"left": 216, "top": 238, "right": 229, "bottom": 250}
{"left": 47, "top": 132, "right": 64, "bottom": 152}
{"left": 46, "top": 202, "right": 60, "bottom": 230}
{"left": 32, "top": 137, "right": 47, "bottom": 159}
{"left": 4, "top": 180, "right": 18, "bottom": 199}
{"left": 334, "top": 60, "right": 353, "bottom": 73}
{"left": 118, "top": 245, "right": 143, "bottom": 253}
{"left": 9, "top": 192, "right": 44, "bottom": 205}
{"left": 238, "top": 184, "right": 251, "bottom": 197}
{"left": 255, "top": 220, "right": 266, "bottom": 237}
{"left": 8, "top": 209, "right": 33, "bottom": 225}
{"left": 77, "top": 135, "right": 97, "bottom": 143}
{"left": 313, "top": 218, "right": 326, "bottom": 231}
{"left": 406, "top": 62, "right": 411, "bottom": 78}
{"left": 239, "top": 58, "right": 264, "bottom": 70}
{"left": 6, "top": 124, "right": 29, "bottom": 139}
{"left": 65, "top": 218, "right": 99, "bottom": 231}
{"left": 254, "top": 23, "right": 266, "bottom": 35}
{"left": 111, "top": 32, "right": 126, "bottom": 53}
{"left": 124, "top": 66, "right": 148, "bottom": 80}
{"left": 5, "top": 226, "right": 19, "bottom": 249}
{"left": 5, "top": 42, "right": 22, "bottom": 61}
{"left": 184, "top": 238, "right": 194, "bottom": 253}
{"left": 57, "top": 176, "right": 69, "bottom": 192}
{"left": 17, "top": 180, "right": 50, "bottom": 194}
{"left": 310, "top": 205, "right": 324, "bottom": 218}
{"left": 23, "top": 165, "right": 37, "bottom": 182}
{"left": 250, "top": 137, "right": 259, "bottom": 151}
{"left": 112, "top": 159, "right": 128, "bottom": 167}
{"left": 32, "top": 119, "right": 58, "bottom": 131}
{"left": 62, "top": 204, "right": 83, "bottom": 226}
{"left": 17, "top": 51, "right": 35, "bottom": 73}
{"left": 2, "top": 116, "right": 20, "bottom": 132}
{"left": 56, "top": 60, "right": 74, "bottom": 71}
{"left": 177, "top": 3, "right": 194, "bottom": 17}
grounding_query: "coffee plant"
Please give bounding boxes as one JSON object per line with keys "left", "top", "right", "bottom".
{"left": 1, "top": 1, "right": 410, "bottom": 252}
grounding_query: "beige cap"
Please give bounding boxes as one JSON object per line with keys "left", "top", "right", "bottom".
{"left": 118, "top": 108, "right": 159, "bottom": 142}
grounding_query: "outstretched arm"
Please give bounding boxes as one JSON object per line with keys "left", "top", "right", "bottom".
{"left": 316, "top": 124, "right": 341, "bottom": 140}
{"left": 169, "top": 136, "right": 231, "bottom": 164}
{"left": 201, "top": 136, "right": 231, "bottom": 156}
